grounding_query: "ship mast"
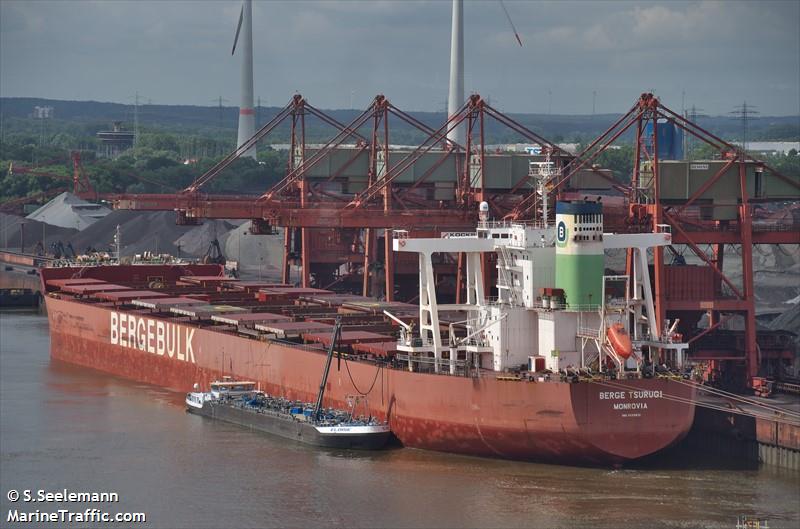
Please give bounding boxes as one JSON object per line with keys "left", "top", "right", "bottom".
{"left": 313, "top": 316, "right": 342, "bottom": 421}
{"left": 114, "top": 224, "right": 121, "bottom": 262}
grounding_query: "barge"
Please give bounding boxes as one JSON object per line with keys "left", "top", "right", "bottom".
{"left": 186, "top": 321, "right": 391, "bottom": 450}
{"left": 186, "top": 381, "right": 391, "bottom": 450}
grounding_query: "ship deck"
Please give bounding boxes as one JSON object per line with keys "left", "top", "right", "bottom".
{"left": 36, "top": 267, "right": 699, "bottom": 384}
{"left": 42, "top": 270, "right": 480, "bottom": 374}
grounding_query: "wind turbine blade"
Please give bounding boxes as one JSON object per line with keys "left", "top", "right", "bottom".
{"left": 231, "top": 4, "right": 244, "bottom": 55}
{"left": 499, "top": 0, "right": 523, "bottom": 47}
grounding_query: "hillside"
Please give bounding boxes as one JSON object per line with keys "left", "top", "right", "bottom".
{"left": 2, "top": 97, "right": 798, "bottom": 145}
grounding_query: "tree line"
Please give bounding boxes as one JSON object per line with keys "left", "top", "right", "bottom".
{"left": 0, "top": 118, "right": 796, "bottom": 207}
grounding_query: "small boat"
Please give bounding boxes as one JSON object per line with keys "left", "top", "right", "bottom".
{"left": 0, "top": 288, "right": 40, "bottom": 309}
{"left": 186, "top": 319, "right": 391, "bottom": 450}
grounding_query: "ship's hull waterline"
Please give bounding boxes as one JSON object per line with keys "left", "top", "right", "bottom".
{"left": 46, "top": 295, "right": 695, "bottom": 466}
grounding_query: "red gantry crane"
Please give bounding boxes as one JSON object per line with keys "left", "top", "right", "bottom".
{"left": 105, "top": 91, "right": 800, "bottom": 388}
{"left": 111, "top": 94, "right": 573, "bottom": 299}
{"left": 511, "top": 93, "right": 799, "bottom": 388}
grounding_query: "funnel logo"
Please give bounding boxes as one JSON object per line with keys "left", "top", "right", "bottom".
{"left": 556, "top": 220, "right": 568, "bottom": 248}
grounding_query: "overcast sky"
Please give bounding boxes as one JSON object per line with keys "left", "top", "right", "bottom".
{"left": 1, "top": 0, "right": 798, "bottom": 116}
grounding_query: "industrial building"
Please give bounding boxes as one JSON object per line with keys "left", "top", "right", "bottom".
{"left": 96, "top": 122, "right": 135, "bottom": 159}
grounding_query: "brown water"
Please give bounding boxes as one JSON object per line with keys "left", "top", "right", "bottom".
{"left": 1, "top": 312, "right": 798, "bottom": 529}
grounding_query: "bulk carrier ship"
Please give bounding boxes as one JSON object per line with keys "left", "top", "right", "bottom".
{"left": 42, "top": 201, "right": 695, "bottom": 465}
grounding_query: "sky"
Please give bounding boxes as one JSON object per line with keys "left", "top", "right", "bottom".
{"left": 1, "top": 0, "right": 798, "bottom": 116}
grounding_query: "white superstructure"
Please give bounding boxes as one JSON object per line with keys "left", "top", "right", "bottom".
{"left": 392, "top": 201, "right": 688, "bottom": 378}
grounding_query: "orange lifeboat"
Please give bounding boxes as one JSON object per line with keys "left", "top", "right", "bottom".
{"left": 606, "top": 323, "right": 633, "bottom": 359}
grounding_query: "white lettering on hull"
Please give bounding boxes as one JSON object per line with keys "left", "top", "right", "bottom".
{"left": 613, "top": 402, "right": 649, "bottom": 410}
{"left": 599, "top": 390, "right": 663, "bottom": 400}
{"left": 109, "top": 311, "right": 196, "bottom": 364}
{"left": 156, "top": 321, "right": 165, "bottom": 355}
{"left": 600, "top": 389, "right": 663, "bottom": 416}
{"left": 119, "top": 313, "right": 127, "bottom": 346}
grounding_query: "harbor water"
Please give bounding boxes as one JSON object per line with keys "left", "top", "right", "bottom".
{"left": 1, "top": 312, "right": 798, "bottom": 528}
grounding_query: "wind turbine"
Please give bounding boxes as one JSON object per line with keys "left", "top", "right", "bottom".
{"left": 446, "top": 0, "right": 522, "bottom": 146}
{"left": 232, "top": 0, "right": 257, "bottom": 159}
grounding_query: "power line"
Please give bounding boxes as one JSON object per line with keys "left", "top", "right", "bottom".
{"left": 211, "top": 96, "right": 230, "bottom": 157}
{"left": 33, "top": 105, "right": 53, "bottom": 147}
{"left": 212, "top": 96, "right": 230, "bottom": 130}
{"left": 686, "top": 104, "right": 707, "bottom": 156}
{"left": 127, "top": 92, "right": 147, "bottom": 160}
{"left": 730, "top": 101, "right": 759, "bottom": 154}
{"left": 133, "top": 92, "right": 139, "bottom": 156}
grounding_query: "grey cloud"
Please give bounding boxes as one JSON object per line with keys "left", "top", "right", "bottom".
{"left": 0, "top": 0, "right": 797, "bottom": 116}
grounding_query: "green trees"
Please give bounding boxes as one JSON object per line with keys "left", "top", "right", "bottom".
{"left": 0, "top": 126, "right": 293, "bottom": 205}
{"left": 594, "top": 145, "right": 635, "bottom": 183}
{"left": 766, "top": 150, "right": 799, "bottom": 176}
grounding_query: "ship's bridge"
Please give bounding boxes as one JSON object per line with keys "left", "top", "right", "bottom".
{"left": 476, "top": 220, "right": 552, "bottom": 250}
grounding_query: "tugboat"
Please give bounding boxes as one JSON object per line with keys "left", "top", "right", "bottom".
{"left": 186, "top": 318, "right": 391, "bottom": 450}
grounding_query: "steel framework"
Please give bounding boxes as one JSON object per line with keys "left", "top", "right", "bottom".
{"left": 521, "top": 93, "right": 799, "bottom": 386}
{"left": 111, "top": 94, "right": 571, "bottom": 300}
{"left": 107, "top": 91, "right": 799, "bottom": 388}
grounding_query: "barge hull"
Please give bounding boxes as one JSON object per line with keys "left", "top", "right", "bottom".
{"left": 187, "top": 405, "right": 390, "bottom": 450}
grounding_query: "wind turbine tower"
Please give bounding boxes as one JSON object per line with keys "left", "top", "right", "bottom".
{"left": 233, "top": 0, "right": 256, "bottom": 159}
{"left": 446, "top": 1, "right": 521, "bottom": 147}
{"left": 447, "top": 0, "right": 465, "bottom": 146}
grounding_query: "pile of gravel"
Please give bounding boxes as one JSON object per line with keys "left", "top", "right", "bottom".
{"left": 0, "top": 212, "right": 79, "bottom": 250}
{"left": 67, "top": 210, "right": 238, "bottom": 258}
{"left": 770, "top": 303, "right": 800, "bottom": 335}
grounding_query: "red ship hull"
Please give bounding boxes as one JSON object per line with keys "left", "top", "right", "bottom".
{"left": 42, "top": 266, "right": 695, "bottom": 465}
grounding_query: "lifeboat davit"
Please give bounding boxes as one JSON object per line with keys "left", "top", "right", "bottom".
{"left": 606, "top": 323, "right": 633, "bottom": 359}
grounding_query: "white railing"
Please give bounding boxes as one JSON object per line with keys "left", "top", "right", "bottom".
{"left": 396, "top": 336, "right": 435, "bottom": 348}
{"left": 394, "top": 354, "right": 470, "bottom": 375}
{"left": 577, "top": 326, "right": 602, "bottom": 338}
{"left": 530, "top": 301, "right": 601, "bottom": 312}
{"left": 478, "top": 219, "right": 548, "bottom": 230}
{"left": 583, "top": 350, "right": 600, "bottom": 367}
